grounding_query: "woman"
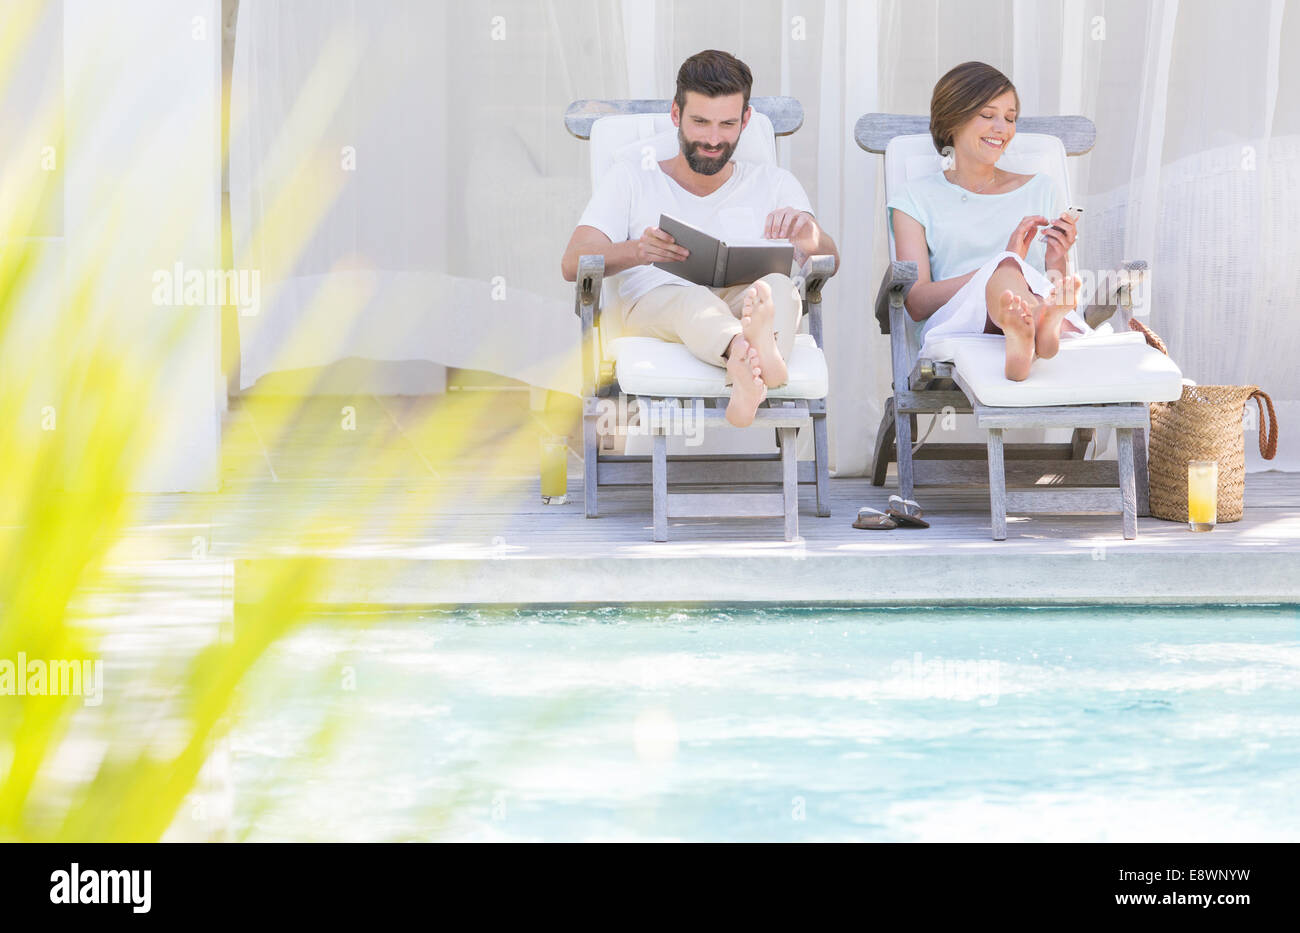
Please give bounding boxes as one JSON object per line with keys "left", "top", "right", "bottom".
{"left": 889, "top": 61, "right": 1087, "bottom": 381}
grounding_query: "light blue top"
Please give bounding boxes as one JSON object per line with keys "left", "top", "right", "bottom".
{"left": 887, "top": 171, "right": 1061, "bottom": 282}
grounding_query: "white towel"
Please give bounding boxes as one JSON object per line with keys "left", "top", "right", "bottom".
{"left": 917, "top": 250, "right": 1091, "bottom": 360}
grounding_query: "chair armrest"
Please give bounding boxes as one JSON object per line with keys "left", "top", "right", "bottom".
{"left": 797, "top": 254, "right": 837, "bottom": 302}
{"left": 873, "top": 260, "right": 918, "bottom": 334}
{"left": 574, "top": 254, "right": 605, "bottom": 321}
{"left": 574, "top": 254, "right": 605, "bottom": 397}
{"left": 797, "top": 255, "right": 836, "bottom": 349}
{"left": 1083, "top": 259, "right": 1148, "bottom": 329}
{"left": 1115, "top": 259, "right": 1149, "bottom": 326}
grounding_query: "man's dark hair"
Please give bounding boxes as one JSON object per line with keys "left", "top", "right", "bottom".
{"left": 674, "top": 50, "right": 752, "bottom": 115}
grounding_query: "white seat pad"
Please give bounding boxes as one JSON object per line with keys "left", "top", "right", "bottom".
{"left": 612, "top": 332, "right": 828, "bottom": 399}
{"left": 933, "top": 330, "right": 1185, "bottom": 407}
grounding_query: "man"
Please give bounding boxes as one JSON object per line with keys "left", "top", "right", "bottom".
{"left": 561, "top": 49, "right": 839, "bottom": 427}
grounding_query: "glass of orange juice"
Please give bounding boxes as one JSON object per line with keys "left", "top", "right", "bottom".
{"left": 540, "top": 436, "right": 568, "bottom": 505}
{"left": 1187, "top": 460, "right": 1217, "bottom": 531}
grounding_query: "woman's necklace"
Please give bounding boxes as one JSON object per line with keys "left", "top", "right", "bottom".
{"left": 950, "top": 166, "right": 999, "bottom": 202}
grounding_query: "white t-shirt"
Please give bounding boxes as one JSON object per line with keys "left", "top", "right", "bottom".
{"left": 577, "top": 159, "right": 815, "bottom": 305}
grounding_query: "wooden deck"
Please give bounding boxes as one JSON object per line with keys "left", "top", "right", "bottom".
{"left": 99, "top": 395, "right": 1300, "bottom": 609}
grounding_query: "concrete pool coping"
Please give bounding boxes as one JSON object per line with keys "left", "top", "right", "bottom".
{"left": 187, "top": 396, "right": 1300, "bottom": 610}
{"left": 105, "top": 470, "right": 1298, "bottom": 610}
{"left": 233, "top": 549, "right": 1299, "bottom": 609}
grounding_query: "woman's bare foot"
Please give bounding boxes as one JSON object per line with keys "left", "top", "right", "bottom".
{"left": 1034, "top": 273, "right": 1082, "bottom": 360}
{"left": 725, "top": 337, "right": 767, "bottom": 427}
{"left": 998, "top": 289, "right": 1036, "bottom": 382}
{"left": 740, "top": 281, "right": 788, "bottom": 388}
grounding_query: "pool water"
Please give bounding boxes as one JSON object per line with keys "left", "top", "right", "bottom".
{"left": 231, "top": 605, "right": 1300, "bottom": 841}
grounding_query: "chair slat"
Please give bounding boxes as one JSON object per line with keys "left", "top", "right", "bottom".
{"left": 855, "top": 113, "right": 1096, "bottom": 155}
{"left": 565, "top": 96, "right": 804, "bottom": 139}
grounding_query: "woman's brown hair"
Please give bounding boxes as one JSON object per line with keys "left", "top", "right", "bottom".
{"left": 929, "top": 62, "right": 1020, "bottom": 154}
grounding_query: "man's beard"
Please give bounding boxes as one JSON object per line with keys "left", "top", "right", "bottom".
{"left": 678, "top": 127, "right": 736, "bottom": 175}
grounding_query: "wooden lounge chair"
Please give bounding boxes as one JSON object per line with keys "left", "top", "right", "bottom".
{"left": 856, "top": 114, "right": 1184, "bottom": 540}
{"left": 564, "top": 97, "right": 836, "bottom": 542}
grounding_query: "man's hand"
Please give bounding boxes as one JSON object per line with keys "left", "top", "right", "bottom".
{"left": 765, "top": 207, "right": 820, "bottom": 265}
{"left": 636, "top": 226, "right": 689, "bottom": 266}
{"left": 765, "top": 207, "right": 815, "bottom": 241}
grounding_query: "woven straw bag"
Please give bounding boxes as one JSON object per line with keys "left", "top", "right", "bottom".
{"left": 1129, "top": 319, "right": 1278, "bottom": 522}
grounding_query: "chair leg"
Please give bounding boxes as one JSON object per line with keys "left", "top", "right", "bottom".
{"left": 895, "top": 406, "right": 915, "bottom": 500}
{"left": 583, "top": 409, "right": 599, "bottom": 518}
{"left": 986, "top": 428, "right": 1007, "bottom": 541}
{"left": 780, "top": 426, "right": 799, "bottom": 541}
{"left": 1070, "top": 427, "right": 1094, "bottom": 460}
{"left": 1116, "top": 427, "right": 1138, "bottom": 540}
{"left": 652, "top": 427, "right": 668, "bottom": 542}
{"left": 1134, "top": 424, "right": 1150, "bottom": 517}
{"left": 812, "top": 411, "right": 831, "bottom": 517}
{"left": 871, "top": 397, "right": 895, "bottom": 487}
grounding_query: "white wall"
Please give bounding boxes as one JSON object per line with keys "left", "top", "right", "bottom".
{"left": 63, "top": 0, "right": 221, "bottom": 491}
{"left": 0, "top": 2, "right": 61, "bottom": 442}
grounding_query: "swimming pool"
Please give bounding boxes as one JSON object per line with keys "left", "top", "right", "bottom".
{"left": 231, "top": 604, "right": 1300, "bottom": 842}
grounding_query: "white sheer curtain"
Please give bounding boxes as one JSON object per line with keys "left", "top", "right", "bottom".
{"left": 230, "top": 0, "right": 594, "bottom": 395}
{"left": 231, "top": 0, "right": 1299, "bottom": 472}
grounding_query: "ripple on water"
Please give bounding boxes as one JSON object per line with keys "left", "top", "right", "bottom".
{"left": 230, "top": 604, "right": 1300, "bottom": 841}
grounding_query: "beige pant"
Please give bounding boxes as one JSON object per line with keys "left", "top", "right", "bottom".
{"left": 623, "top": 272, "right": 802, "bottom": 384}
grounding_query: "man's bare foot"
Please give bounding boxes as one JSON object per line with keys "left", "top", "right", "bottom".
{"left": 725, "top": 337, "right": 767, "bottom": 427}
{"left": 1034, "top": 273, "right": 1082, "bottom": 360}
{"left": 999, "top": 289, "right": 1036, "bottom": 382}
{"left": 740, "top": 280, "right": 788, "bottom": 388}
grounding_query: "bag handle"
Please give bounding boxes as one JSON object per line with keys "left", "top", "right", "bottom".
{"left": 1128, "top": 317, "right": 1167, "bottom": 355}
{"left": 1130, "top": 318, "right": 1279, "bottom": 460}
{"left": 1127, "top": 319, "right": 1277, "bottom": 459}
{"left": 1249, "top": 389, "right": 1278, "bottom": 460}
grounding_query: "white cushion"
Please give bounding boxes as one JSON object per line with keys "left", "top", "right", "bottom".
{"left": 933, "top": 331, "right": 1185, "bottom": 407}
{"left": 612, "top": 332, "right": 827, "bottom": 399}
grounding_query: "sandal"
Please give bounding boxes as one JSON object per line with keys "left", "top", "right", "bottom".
{"left": 886, "top": 495, "right": 930, "bottom": 528}
{"left": 853, "top": 507, "right": 897, "bottom": 530}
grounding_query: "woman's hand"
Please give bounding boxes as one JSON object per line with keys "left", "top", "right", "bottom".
{"left": 1041, "top": 211, "right": 1079, "bottom": 272}
{"left": 1005, "top": 215, "right": 1049, "bottom": 260}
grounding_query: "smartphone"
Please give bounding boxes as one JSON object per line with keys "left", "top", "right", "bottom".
{"left": 1041, "top": 206, "right": 1083, "bottom": 242}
